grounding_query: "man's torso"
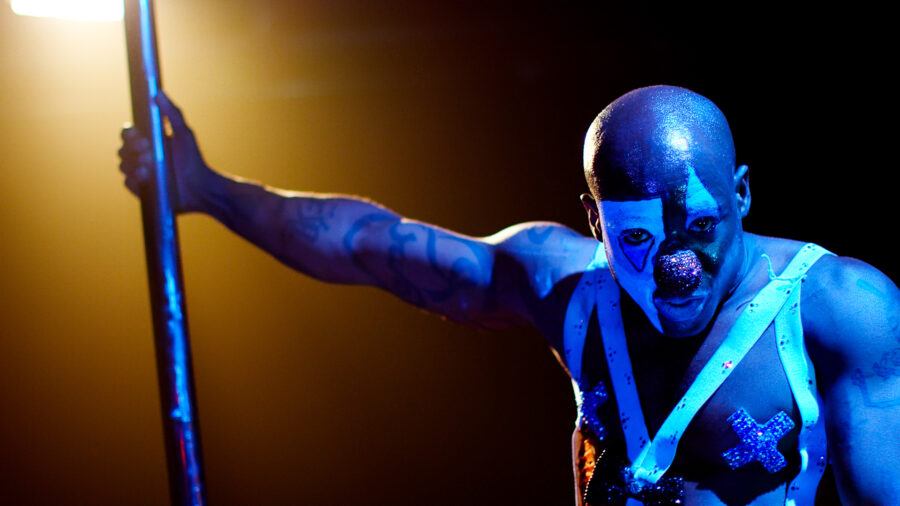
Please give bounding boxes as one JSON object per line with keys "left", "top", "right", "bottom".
{"left": 530, "top": 233, "right": 840, "bottom": 505}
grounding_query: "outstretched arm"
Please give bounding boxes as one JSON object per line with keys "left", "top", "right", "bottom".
{"left": 119, "top": 93, "right": 594, "bottom": 329}
{"left": 195, "top": 174, "right": 513, "bottom": 327}
{"left": 805, "top": 257, "right": 900, "bottom": 504}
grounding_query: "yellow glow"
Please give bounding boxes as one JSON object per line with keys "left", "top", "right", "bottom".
{"left": 10, "top": 0, "right": 123, "bottom": 21}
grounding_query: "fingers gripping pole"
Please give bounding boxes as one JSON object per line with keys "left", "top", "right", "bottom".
{"left": 123, "top": 1, "right": 207, "bottom": 504}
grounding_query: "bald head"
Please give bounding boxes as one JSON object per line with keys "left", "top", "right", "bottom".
{"left": 583, "top": 85, "right": 735, "bottom": 201}
{"left": 580, "top": 86, "right": 750, "bottom": 337}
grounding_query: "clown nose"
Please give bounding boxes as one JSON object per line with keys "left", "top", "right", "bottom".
{"left": 654, "top": 249, "right": 703, "bottom": 297}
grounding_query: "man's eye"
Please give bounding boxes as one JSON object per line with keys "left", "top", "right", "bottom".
{"left": 689, "top": 217, "right": 718, "bottom": 233}
{"left": 622, "top": 228, "right": 651, "bottom": 245}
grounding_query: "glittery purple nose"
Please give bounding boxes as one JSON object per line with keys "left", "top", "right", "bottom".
{"left": 654, "top": 249, "right": 703, "bottom": 297}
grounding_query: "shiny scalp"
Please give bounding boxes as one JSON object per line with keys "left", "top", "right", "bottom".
{"left": 583, "top": 85, "right": 736, "bottom": 201}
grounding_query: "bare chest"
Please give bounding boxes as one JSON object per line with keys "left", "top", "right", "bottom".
{"left": 636, "top": 323, "right": 799, "bottom": 473}
{"left": 580, "top": 315, "right": 803, "bottom": 500}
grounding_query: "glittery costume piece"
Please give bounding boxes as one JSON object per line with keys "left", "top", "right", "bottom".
{"left": 654, "top": 249, "right": 702, "bottom": 298}
{"left": 585, "top": 450, "right": 685, "bottom": 506}
{"left": 563, "top": 243, "right": 833, "bottom": 506}
{"left": 723, "top": 409, "right": 795, "bottom": 473}
{"left": 580, "top": 381, "right": 608, "bottom": 440}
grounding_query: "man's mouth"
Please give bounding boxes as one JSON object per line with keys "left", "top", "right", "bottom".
{"left": 653, "top": 291, "right": 709, "bottom": 322}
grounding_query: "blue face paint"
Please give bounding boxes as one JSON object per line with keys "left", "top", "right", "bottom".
{"left": 684, "top": 165, "right": 719, "bottom": 229}
{"left": 652, "top": 166, "right": 718, "bottom": 300}
{"left": 587, "top": 86, "right": 747, "bottom": 337}
{"left": 599, "top": 165, "right": 722, "bottom": 331}
{"left": 599, "top": 198, "right": 666, "bottom": 331}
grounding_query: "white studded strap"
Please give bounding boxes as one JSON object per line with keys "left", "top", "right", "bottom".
{"left": 774, "top": 244, "right": 832, "bottom": 506}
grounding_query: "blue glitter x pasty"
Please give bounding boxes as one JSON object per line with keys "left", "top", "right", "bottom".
{"left": 722, "top": 408, "right": 794, "bottom": 473}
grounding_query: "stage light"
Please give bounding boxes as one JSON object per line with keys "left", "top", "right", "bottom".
{"left": 9, "top": 0, "right": 123, "bottom": 21}
{"left": 7, "top": 0, "right": 206, "bottom": 502}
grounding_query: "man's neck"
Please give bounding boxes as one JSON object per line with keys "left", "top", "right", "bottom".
{"left": 725, "top": 233, "right": 759, "bottom": 303}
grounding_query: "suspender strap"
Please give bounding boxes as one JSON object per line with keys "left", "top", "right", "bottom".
{"left": 563, "top": 242, "right": 832, "bottom": 503}
{"left": 596, "top": 273, "right": 651, "bottom": 462}
{"left": 565, "top": 244, "right": 613, "bottom": 424}
{"left": 624, "top": 269, "right": 798, "bottom": 483}
{"left": 563, "top": 245, "right": 608, "bottom": 388}
{"left": 619, "top": 244, "right": 831, "bottom": 485}
{"left": 775, "top": 245, "right": 832, "bottom": 506}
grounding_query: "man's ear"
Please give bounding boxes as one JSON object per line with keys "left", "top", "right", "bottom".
{"left": 734, "top": 164, "right": 751, "bottom": 218}
{"left": 580, "top": 193, "right": 602, "bottom": 241}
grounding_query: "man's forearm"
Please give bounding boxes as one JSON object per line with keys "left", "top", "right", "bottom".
{"left": 197, "top": 170, "right": 399, "bottom": 285}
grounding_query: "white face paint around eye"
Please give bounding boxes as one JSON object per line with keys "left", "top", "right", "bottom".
{"left": 599, "top": 198, "right": 665, "bottom": 332}
{"left": 684, "top": 165, "right": 720, "bottom": 229}
{"left": 598, "top": 167, "right": 723, "bottom": 333}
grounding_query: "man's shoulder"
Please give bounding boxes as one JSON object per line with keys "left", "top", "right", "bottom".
{"left": 485, "top": 222, "right": 601, "bottom": 336}
{"left": 800, "top": 247, "right": 899, "bottom": 357}
{"left": 489, "top": 221, "right": 599, "bottom": 278}
{"left": 751, "top": 235, "right": 894, "bottom": 303}
{"left": 803, "top": 252, "right": 897, "bottom": 316}
{"left": 489, "top": 221, "right": 596, "bottom": 251}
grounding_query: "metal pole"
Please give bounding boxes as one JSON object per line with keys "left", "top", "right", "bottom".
{"left": 123, "top": 1, "right": 206, "bottom": 504}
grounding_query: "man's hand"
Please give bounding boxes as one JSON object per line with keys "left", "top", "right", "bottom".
{"left": 116, "top": 92, "right": 596, "bottom": 329}
{"left": 118, "top": 91, "right": 213, "bottom": 213}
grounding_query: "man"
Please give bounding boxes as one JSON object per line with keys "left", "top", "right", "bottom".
{"left": 119, "top": 85, "right": 899, "bottom": 504}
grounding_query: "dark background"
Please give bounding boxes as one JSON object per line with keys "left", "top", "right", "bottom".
{"left": 0, "top": 1, "right": 892, "bottom": 504}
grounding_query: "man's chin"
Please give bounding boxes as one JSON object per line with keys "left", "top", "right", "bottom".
{"left": 654, "top": 292, "right": 711, "bottom": 337}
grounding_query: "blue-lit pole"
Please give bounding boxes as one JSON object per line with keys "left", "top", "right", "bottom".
{"left": 123, "top": 1, "right": 206, "bottom": 504}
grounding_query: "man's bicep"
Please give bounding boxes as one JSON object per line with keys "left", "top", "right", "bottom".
{"left": 345, "top": 215, "right": 524, "bottom": 326}
{"left": 824, "top": 372, "right": 900, "bottom": 502}
{"left": 809, "top": 257, "right": 900, "bottom": 502}
{"left": 487, "top": 222, "right": 597, "bottom": 327}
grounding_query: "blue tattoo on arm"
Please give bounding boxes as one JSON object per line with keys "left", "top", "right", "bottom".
{"left": 283, "top": 200, "right": 335, "bottom": 243}
{"left": 342, "top": 213, "right": 396, "bottom": 284}
{"left": 343, "top": 214, "right": 490, "bottom": 310}
{"left": 851, "top": 349, "right": 900, "bottom": 408}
